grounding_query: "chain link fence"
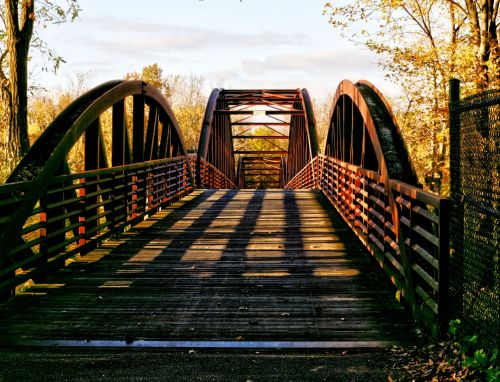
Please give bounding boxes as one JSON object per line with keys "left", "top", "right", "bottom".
{"left": 449, "top": 80, "right": 500, "bottom": 347}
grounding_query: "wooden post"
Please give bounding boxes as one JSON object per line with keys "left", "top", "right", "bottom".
{"left": 38, "top": 202, "right": 48, "bottom": 261}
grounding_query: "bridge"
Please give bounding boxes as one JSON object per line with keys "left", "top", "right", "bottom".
{"left": 0, "top": 79, "right": 449, "bottom": 349}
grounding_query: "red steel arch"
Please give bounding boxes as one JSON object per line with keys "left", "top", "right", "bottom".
{"left": 324, "top": 79, "right": 418, "bottom": 185}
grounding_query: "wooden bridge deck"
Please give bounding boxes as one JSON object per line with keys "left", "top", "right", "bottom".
{"left": 0, "top": 189, "right": 417, "bottom": 348}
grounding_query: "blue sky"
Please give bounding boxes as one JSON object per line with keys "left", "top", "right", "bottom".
{"left": 33, "top": 0, "right": 393, "bottom": 102}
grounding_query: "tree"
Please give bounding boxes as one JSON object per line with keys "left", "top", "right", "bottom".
{"left": 323, "top": 0, "right": 499, "bottom": 194}
{"left": 125, "top": 63, "right": 172, "bottom": 99}
{"left": 452, "top": 0, "right": 500, "bottom": 87}
{"left": 125, "top": 64, "right": 206, "bottom": 151}
{"left": 0, "top": 0, "right": 80, "bottom": 168}
{"left": 313, "top": 94, "right": 334, "bottom": 151}
{"left": 168, "top": 74, "right": 206, "bottom": 151}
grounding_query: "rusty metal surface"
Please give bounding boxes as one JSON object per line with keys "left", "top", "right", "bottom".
{"left": 324, "top": 80, "right": 418, "bottom": 185}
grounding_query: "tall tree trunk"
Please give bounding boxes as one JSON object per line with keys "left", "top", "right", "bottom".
{"left": 462, "top": 0, "right": 500, "bottom": 88}
{"left": 5, "top": 0, "right": 34, "bottom": 162}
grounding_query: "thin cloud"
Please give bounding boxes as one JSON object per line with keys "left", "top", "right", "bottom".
{"left": 76, "top": 16, "right": 308, "bottom": 54}
{"left": 241, "top": 49, "right": 380, "bottom": 77}
{"left": 199, "top": 49, "right": 392, "bottom": 101}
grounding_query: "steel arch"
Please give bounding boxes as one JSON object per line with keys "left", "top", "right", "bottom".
{"left": 323, "top": 79, "right": 420, "bottom": 318}
{"left": 324, "top": 79, "right": 418, "bottom": 185}
{"left": 0, "top": 80, "right": 189, "bottom": 265}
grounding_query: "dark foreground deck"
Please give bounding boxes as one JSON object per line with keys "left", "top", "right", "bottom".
{"left": 0, "top": 189, "right": 417, "bottom": 348}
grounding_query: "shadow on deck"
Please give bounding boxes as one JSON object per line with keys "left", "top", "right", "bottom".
{"left": 0, "top": 189, "right": 417, "bottom": 348}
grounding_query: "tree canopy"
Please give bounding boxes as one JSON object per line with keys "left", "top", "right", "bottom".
{"left": 324, "top": 0, "right": 500, "bottom": 194}
{"left": 0, "top": 0, "right": 80, "bottom": 169}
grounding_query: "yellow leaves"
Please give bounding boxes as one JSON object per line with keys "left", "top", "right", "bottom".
{"left": 396, "top": 289, "right": 401, "bottom": 302}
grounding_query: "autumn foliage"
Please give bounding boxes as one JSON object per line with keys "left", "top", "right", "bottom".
{"left": 324, "top": 0, "right": 500, "bottom": 195}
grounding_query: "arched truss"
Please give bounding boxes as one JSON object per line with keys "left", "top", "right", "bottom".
{"left": 197, "top": 89, "right": 236, "bottom": 186}
{"left": 0, "top": 80, "right": 188, "bottom": 265}
{"left": 324, "top": 80, "right": 418, "bottom": 185}
{"left": 197, "top": 88, "right": 319, "bottom": 188}
{"left": 321, "top": 80, "right": 424, "bottom": 325}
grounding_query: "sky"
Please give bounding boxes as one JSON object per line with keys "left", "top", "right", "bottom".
{"left": 33, "top": 0, "right": 395, "bottom": 102}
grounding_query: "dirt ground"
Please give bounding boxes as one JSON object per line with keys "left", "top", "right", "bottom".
{"left": 0, "top": 347, "right": 396, "bottom": 381}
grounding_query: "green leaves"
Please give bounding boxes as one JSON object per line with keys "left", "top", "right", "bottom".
{"left": 462, "top": 348, "right": 488, "bottom": 369}
{"left": 448, "top": 318, "right": 461, "bottom": 338}
{"left": 486, "top": 367, "right": 500, "bottom": 382}
{"left": 449, "top": 324, "right": 500, "bottom": 380}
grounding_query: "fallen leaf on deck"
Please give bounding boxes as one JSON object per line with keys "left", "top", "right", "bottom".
{"left": 310, "top": 366, "right": 325, "bottom": 372}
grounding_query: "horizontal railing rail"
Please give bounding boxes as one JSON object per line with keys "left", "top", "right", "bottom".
{"left": 0, "top": 155, "right": 194, "bottom": 297}
{"left": 286, "top": 154, "right": 450, "bottom": 337}
{"left": 199, "top": 158, "right": 237, "bottom": 189}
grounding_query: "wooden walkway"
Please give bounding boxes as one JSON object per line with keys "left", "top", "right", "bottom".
{"left": 0, "top": 190, "right": 417, "bottom": 348}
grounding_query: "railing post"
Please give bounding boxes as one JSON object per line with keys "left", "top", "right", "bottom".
{"left": 382, "top": 182, "right": 388, "bottom": 254}
{"left": 147, "top": 165, "right": 154, "bottom": 212}
{"left": 353, "top": 170, "right": 360, "bottom": 227}
{"left": 196, "top": 157, "right": 203, "bottom": 189}
{"left": 448, "top": 78, "right": 463, "bottom": 325}
{"left": 366, "top": 176, "right": 371, "bottom": 241}
{"left": 38, "top": 182, "right": 66, "bottom": 270}
{"left": 160, "top": 163, "right": 167, "bottom": 203}
{"left": 183, "top": 158, "right": 188, "bottom": 191}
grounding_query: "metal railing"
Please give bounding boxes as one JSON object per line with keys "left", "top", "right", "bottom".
{"left": 0, "top": 155, "right": 194, "bottom": 297}
{"left": 198, "top": 157, "right": 237, "bottom": 189}
{"left": 286, "top": 154, "right": 450, "bottom": 337}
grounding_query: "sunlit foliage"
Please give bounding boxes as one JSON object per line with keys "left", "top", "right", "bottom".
{"left": 324, "top": 0, "right": 500, "bottom": 194}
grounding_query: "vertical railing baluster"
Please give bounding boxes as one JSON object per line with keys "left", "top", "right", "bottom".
{"left": 78, "top": 178, "right": 86, "bottom": 247}
{"left": 39, "top": 194, "right": 49, "bottom": 262}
